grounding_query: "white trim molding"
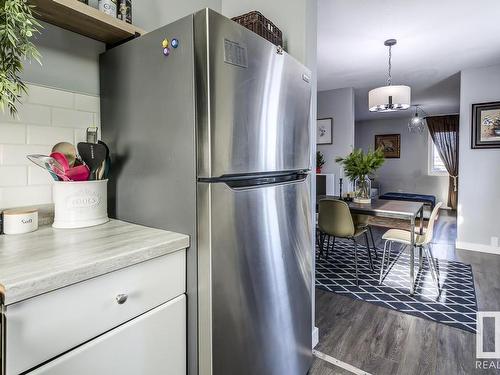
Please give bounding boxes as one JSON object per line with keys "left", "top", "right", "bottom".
{"left": 312, "top": 326, "right": 319, "bottom": 348}
{"left": 456, "top": 240, "right": 500, "bottom": 255}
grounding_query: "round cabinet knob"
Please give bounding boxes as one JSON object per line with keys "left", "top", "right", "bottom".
{"left": 116, "top": 294, "right": 128, "bottom": 304}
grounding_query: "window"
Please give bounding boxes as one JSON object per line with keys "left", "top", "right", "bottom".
{"left": 428, "top": 132, "right": 448, "bottom": 175}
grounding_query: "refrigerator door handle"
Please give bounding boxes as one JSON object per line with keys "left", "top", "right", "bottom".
{"left": 199, "top": 170, "right": 309, "bottom": 189}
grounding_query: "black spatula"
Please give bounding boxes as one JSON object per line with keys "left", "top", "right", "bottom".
{"left": 77, "top": 142, "right": 107, "bottom": 180}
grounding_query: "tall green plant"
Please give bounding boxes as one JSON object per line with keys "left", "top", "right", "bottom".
{"left": 0, "top": 0, "right": 42, "bottom": 116}
{"left": 335, "top": 148, "right": 385, "bottom": 180}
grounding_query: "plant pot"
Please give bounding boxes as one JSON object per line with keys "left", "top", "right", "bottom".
{"left": 316, "top": 167, "right": 322, "bottom": 174}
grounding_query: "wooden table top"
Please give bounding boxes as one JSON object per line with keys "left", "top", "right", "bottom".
{"left": 318, "top": 196, "right": 424, "bottom": 220}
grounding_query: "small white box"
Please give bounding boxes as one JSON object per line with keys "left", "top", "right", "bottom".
{"left": 3, "top": 208, "right": 38, "bottom": 234}
{"left": 52, "top": 180, "right": 109, "bottom": 229}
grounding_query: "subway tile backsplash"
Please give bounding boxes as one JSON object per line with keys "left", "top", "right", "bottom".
{"left": 0, "top": 84, "right": 100, "bottom": 209}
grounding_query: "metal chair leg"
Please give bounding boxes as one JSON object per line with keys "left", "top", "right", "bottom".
{"left": 379, "top": 240, "right": 389, "bottom": 283}
{"left": 386, "top": 241, "right": 393, "bottom": 269}
{"left": 325, "top": 235, "right": 331, "bottom": 259}
{"left": 368, "top": 226, "right": 378, "bottom": 259}
{"left": 352, "top": 239, "right": 359, "bottom": 286}
{"left": 316, "top": 230, "right": 321, "bottom": 258}
{"left": 424, "top": 246, "right": 437, "bottom": 283}
{"left": 331, "top": 236, "right": 336, "bottom": 256}
{"left": 430, "top": 257, "right": 440, "bottom": 292}
{"left": 320, "top": 232, "right": 327, "bottom": 258}
{"left": 364, "top": 232, "right": 375, "bottom": 272}
{"left": 431, "top": 243, "right": 440, "bottom": 276}
{"left": 425, "top": 245, "right": 440, "bottom": 293}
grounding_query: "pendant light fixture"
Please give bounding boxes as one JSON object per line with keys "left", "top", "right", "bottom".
{"left": 368, "top": 39, "right": 411, "bottom": 112}
{"left": 408, "top": 105, "right": 427, "bottom": 133}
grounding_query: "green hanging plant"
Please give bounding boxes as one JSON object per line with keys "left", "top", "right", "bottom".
{"left": 0, "top": 0, "right": 42, "bottom": 116}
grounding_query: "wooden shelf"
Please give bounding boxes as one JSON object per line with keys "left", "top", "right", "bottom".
{"left": 30, "top": 0, "right": 145, "bottom": 45}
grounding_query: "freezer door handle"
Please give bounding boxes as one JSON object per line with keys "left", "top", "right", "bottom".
{"left": 198, "top": 170, "right": 309, "bottom": 189}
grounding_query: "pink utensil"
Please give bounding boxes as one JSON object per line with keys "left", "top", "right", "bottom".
{"left": 66, "top": 164, "right": 90, "bottom": 181}
{"left": 50, "top": 152, "right": 70, "bottom": 172}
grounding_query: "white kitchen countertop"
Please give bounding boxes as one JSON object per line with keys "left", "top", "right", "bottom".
{"left": 0, "top": 219, "right": 189, "bottom": 305}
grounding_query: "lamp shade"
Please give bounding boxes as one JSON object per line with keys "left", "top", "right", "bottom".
{"left": 368, "top": 85, "right": 411, "bottom": 112}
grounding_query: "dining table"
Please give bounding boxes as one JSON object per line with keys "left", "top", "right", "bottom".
{"left": 318, "top": 196, "right": 425, "bottom": 295}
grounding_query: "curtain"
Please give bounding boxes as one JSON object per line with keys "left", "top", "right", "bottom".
{"left": 426, "top": 115, "right": 459, "bottom": 209}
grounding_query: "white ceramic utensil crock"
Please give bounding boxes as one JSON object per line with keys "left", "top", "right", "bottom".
{"left": 52, "top": 180, "right": 109, "bottom": 229}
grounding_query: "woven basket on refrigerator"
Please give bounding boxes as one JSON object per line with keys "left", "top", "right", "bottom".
{"left": 232, "top": 11, "right": 283, "bottom": 47}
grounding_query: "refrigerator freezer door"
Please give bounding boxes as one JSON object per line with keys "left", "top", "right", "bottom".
{"left": 195, "top": 9, "right": 312, "bottom": 178}
{"left": 197, "top": 177, "right": 313, "bottom": 375}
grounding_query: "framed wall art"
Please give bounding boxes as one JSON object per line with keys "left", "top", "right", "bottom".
{"left": 375, "top": 134, "right": 401, "bottom": 158}
{"left": 471, "top": 101, "right": 500, "bottom": 149}
{"left": 317, "top": 118, "right": 333, "bottom": 145}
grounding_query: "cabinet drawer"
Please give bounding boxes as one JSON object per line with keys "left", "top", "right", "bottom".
{"left": 28, "top": 295, "right": 186, "bottom": 375}
{"left": 6, "top": 250, "right": 185, "bottom": 375}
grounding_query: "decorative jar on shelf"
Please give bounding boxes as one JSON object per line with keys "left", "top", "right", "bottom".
{"left": 353, "top": 175, "right": 371, "bottom": 204}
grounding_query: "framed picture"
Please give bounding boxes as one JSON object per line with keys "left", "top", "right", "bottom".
{"left": 471, "top": 101, "right": 500, "bottom": 149}
{"left": 375, "top": 134, "right": 401, "bottom": 158}
{"left": 317, "top": 118, "right": 333, "bottom": 145}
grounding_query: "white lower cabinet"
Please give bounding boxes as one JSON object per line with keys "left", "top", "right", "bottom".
{"left": 29, "top": 294, "right": 186, "bottom": 375}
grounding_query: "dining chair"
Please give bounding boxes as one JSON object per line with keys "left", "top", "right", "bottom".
{"left": 379, "top": 202, "right": 443, "bottom": 292}
{"left": 318, "top": 198, "right": 374, "bottom": 285}
{"left": 352, "top": 214, "right": 378, "bottom": 259}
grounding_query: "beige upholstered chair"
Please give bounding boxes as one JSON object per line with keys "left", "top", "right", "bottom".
{"left": 352, "top": 214, "right": 378, "bottom": 259}
{"left": 379, "top": 202, "right": 443, "bottom": 291}
{"left": 318, "top": 198, "right": 374, "bottom": 285}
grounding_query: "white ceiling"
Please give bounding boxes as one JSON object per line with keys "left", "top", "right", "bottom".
{"left": 317, "top": 0, "right": 500, "bottom": 121}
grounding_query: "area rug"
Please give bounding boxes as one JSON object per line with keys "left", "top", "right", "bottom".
{"left": 315, "top": 238, "right": 478, "bottom": 333}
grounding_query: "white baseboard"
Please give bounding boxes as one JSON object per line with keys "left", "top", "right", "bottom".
{"left": 312, "top": 326, "right": 319, "bottom": 348}
{"left": 456, "top": 240, "right": 500, "bottom": 255}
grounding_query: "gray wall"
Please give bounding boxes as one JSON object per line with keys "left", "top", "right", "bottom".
{"left": 22, "top": 22, "right": 105, "bottom": 95}
{"left": 135, "top": 0, "right": 316, "bottom": 66}
{"left": 222, "top": 0, "right": 313, "bottom": 64}
{"left": 134, "top": 0, "right": 222, "bottom": 31}
{"left": 23, "top": 1, "right": 316, "bottom": 94}
{"left": 355, "top": 118, "right": 448, "bottom": 204}
{"left": 457, "top": 64, "right": 500, "bottom": 251}
{"left": 317, "top": 88, "right": 355, "bottom": 190}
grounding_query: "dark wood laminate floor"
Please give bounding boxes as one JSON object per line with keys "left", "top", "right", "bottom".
{"left": 310, "top": 211, "right": 500, "bottom": 375}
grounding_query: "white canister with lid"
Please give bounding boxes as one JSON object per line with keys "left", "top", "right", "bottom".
{"left": 3, "top": 208, "right": 38, "bottom": 235}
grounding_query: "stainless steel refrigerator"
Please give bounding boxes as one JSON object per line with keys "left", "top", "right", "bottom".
{"left": 101, "top": 8, "right": 313, "bottom": 375}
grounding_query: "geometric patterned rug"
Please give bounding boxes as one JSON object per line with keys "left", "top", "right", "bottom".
{"left": 316, "top": 238, "right": 478, "bottom": 333}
